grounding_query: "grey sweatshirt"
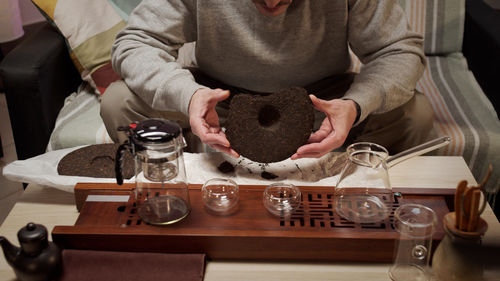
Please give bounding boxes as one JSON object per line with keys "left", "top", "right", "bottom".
{"left": 111, "top": 0, "right": 425, "bottom": 124}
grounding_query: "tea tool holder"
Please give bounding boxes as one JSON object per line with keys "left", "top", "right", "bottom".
{"left": 431, "top": 166, "right": 492, "bottom": 281}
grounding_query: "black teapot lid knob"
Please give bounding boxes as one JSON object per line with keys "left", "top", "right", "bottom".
{"left": 17, "top": 222, "right": 49, "bottom": 256}
{"left": 26, "top": 223, "right": 36, "bottom": 231}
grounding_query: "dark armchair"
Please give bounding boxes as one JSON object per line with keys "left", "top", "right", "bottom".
{"left": 0, "top": 22, "right": 82, "bottom": 160}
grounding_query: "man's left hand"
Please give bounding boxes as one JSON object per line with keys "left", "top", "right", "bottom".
{"left": 291, "top": 95, "right": 357, "bottom": 159}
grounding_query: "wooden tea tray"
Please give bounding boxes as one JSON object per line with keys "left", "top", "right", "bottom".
{"left": 52, "top": 183, "right": 453, "bottom": 262}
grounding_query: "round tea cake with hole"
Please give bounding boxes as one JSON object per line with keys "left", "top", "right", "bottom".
{"left": 225, "top": 87, "right": 314, "bottom": 163}
{"left": 58, "top": 144, "right": 134, "bottom": 179}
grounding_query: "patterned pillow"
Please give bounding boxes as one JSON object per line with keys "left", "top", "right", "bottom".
{"left": 43, "top": 0, "right": 196, "bottom": 152}
{"left": 47, "top": 84, "right": 113, "bottom": 151}
{"left": 31, "top": 0, "right": 125, "bottom": 94}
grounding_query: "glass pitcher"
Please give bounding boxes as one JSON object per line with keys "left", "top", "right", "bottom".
{"left": 333, "top": 137, "right": 451, "bottom": 224}
{"left": 333, "top": 142, "right": 392, "bottom": 223}
{"left": 115, "top": 118, "right": 191, "bottom": 225}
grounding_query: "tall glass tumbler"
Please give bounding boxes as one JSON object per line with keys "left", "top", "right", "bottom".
{"left": 389, "top": 204, "right": 437, "bottom": 281}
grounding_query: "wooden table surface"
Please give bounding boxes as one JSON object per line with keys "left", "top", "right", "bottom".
{"left": 1, "top": 156, "right": 499, "bottom": 281}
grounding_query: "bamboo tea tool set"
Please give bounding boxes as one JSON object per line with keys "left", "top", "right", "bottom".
{"left": 444, "top": 165, "right": 492, "bottom": 237}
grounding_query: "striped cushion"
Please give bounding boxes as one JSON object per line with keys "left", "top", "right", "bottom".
{"left": 351, "top": 0, "right": 500, "bottom": 197}
{"left": 31, "top": 0, "right": 125, "bottom": 94}
{"left": 398, "top": 0, "right": 466, "bottom": 55}
{"left": 420, "top": 55, "right": 500, "bottom": 196}
{"left": 351, "top": 0, "right": 466, "bottom": 72}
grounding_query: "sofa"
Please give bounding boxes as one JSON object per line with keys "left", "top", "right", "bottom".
{"left": 1, "top": 0, "right": 499, "bottom": 213}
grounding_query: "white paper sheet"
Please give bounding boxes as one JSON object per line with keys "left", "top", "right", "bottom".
{"left": 2, "top": 146, "right": 345, "bottom": 193}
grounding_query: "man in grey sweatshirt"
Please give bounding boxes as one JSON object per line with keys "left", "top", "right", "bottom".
{"left": 102, "top": 0, "right": 433, "bottom": 159}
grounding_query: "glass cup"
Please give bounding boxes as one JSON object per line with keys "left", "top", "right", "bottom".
{"left": 263, "top": 183, "right": 301, "bottom": 217}
{"left": 202, "top": 178, "right": 239, "bottom": 214}
{"left": 389, "top": 204, "right": 437, "bottom": 281}
{"left": 334, "top": 142, "right": 391, "bottom": 223}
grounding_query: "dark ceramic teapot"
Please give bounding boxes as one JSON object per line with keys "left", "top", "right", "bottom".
{"left": 0, "top": 222, "right": 62, "bottom": 281}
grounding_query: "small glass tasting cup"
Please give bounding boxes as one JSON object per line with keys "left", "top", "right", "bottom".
{"left": 263, "top": 183, "right": 301, "bottom": 217}
{"left": 201, "top": 178, "right": 239, "bottom": 214}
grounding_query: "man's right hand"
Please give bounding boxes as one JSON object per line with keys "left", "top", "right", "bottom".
{"left": 291, "top": 95, "right": 357, "bottom": 160}
{"left": 188, "top": 88, "right": 240, "bottom": 158}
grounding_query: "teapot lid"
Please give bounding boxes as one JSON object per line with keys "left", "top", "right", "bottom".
{"left": 130, "top": 118, "right": 181, "bottom": 145}
{"left": 129, "top": 118, "right": 182, "bottom": 150}
{"left": 17, "top": 222, "right": 49, "bottom": 256}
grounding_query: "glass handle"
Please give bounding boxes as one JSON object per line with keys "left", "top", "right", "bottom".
{"left": 115, "top": 143, "right": 129, "bottom": 185}
{"left": 386, "top": 136, "right": 451, "bottom": 168}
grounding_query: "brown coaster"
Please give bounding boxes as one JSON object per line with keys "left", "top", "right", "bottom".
{"left": 57, "top": 144, "right": 134, "bottom": 179}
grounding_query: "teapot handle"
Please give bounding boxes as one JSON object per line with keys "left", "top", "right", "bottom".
{"left": 115, "top": 143, "right": 128, "bottom": 185}
{"left": 386, "top": 136, "right": 451, "bottom": 168}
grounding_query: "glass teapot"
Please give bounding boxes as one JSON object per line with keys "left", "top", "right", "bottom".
{"left": 115, "top": 118, "right": 191, "bottom": 225}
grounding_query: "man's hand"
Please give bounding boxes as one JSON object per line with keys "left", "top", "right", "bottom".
{"left": 189, "top": 88, "right": 240, "bottom": 158}
{"left": 291, "top": 95, "right": 357, "bottom": 160}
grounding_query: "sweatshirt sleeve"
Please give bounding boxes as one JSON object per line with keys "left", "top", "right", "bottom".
{"left": 344, "top": 0, "right": 426, "bottom": 125}
{"left": 111, "top": 0, "right": 206, "bottom": 116}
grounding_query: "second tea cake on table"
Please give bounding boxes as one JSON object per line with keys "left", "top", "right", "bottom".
{"left": 58, "top": 144, "right": 134, "bottom": 179}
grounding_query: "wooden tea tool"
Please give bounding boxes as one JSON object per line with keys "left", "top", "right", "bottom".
{"left": 456, "top": 164, "right": 492, "bottom": 232}
{"left": 467, "top": 188, "right": 482, "bottom": 232}
{"left": 454, "top": 180, "right": 467, "bottom": 230}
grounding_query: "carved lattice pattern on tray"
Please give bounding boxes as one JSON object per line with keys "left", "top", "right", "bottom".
{"left": 120, "top": 190, "right": 401, "bottom": 230}
{"left": 280, "top": 191, "right": 401, "bottom": 230}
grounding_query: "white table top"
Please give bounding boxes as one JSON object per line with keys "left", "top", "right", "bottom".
{"left": 0, "top": 156, "right": 498, "bottom": 281}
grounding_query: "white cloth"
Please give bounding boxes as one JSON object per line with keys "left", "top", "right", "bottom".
{"left": 2, "top": 146, "right": 346, "bottom": 193}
